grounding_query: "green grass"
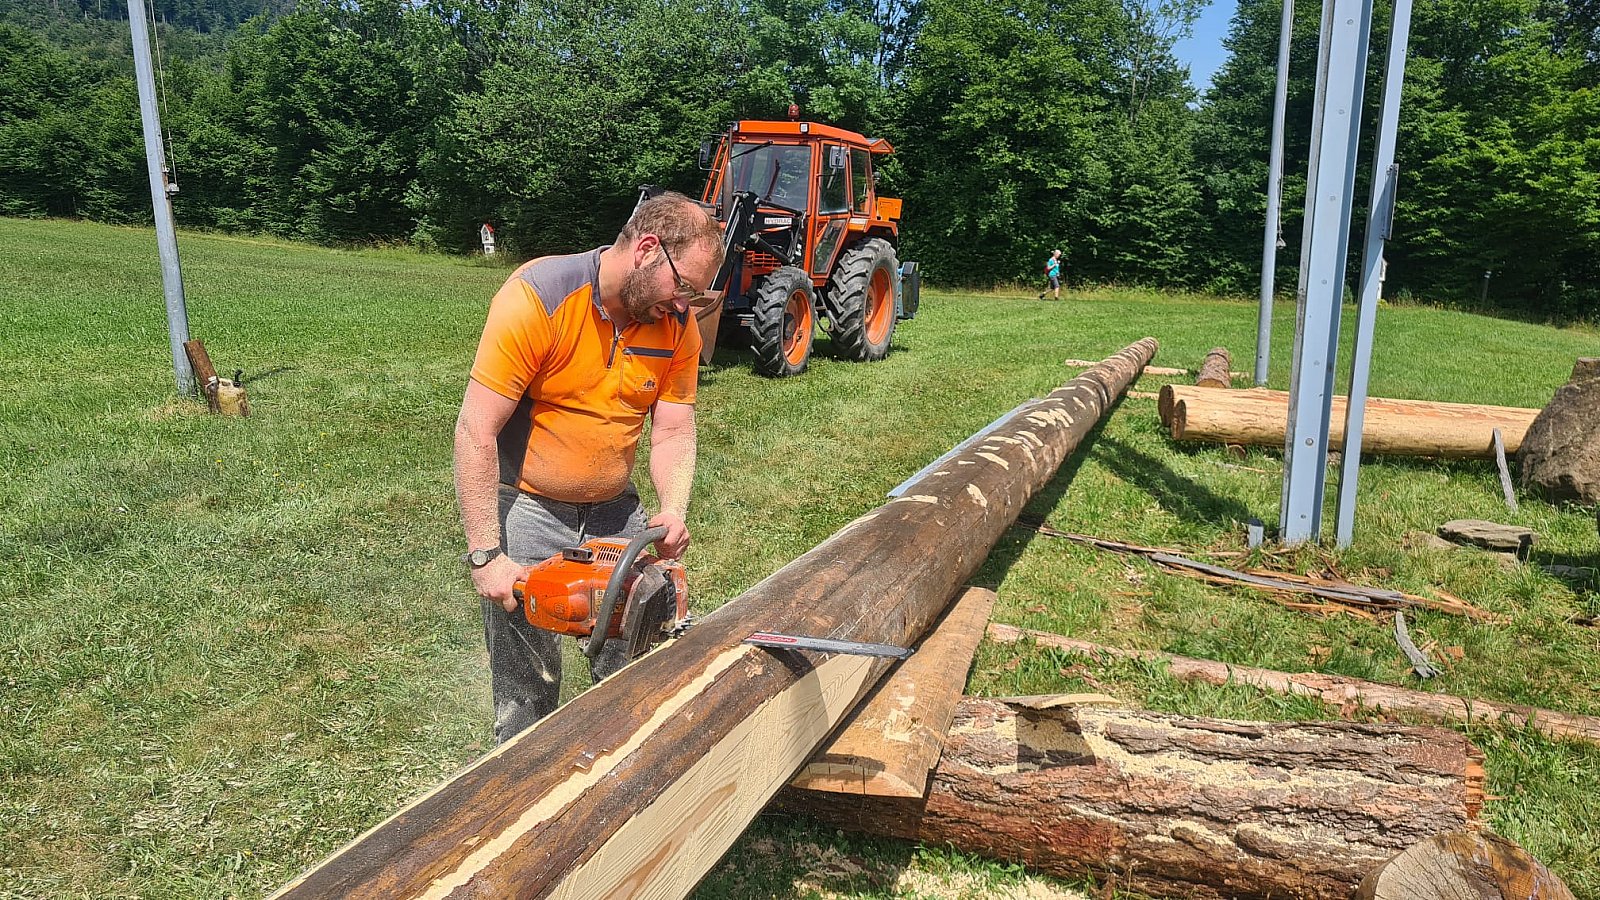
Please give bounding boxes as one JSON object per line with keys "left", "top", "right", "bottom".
{"left": 1, "top": 217, "right": 1597, "bottom": 899}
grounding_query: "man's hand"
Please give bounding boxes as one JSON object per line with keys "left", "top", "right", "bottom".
{"left": 648, "top": 511, "right": 691, "bottom": 560}
{"left": 471, "top": 554, "right": 526, "bottom": 614}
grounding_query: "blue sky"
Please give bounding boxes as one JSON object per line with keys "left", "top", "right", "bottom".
{"left": 1171, "top": 0, "right": 1239, "bottom": 97}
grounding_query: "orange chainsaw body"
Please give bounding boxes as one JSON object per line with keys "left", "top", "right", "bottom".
{"left": 516, "top": 536, "right": 687, "bottom": 647}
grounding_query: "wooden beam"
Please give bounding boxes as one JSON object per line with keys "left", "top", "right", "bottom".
{"left": 1196, "top": 346, "right": 1232, "bottom": 388}
{"left": 987, "top": 624, "right": 1600, "bottom": 745}
{"left": 778, "top": 697, "right": 1484, "bottom": 900}
{"left": 790, "top": 586, "right": 996, "bottom": 797}
{"left": 1161, "top": 385, "right": 1540, "bottom": 458}
{"left": 271, "top": 339, "right": 1160, "bottom": 899}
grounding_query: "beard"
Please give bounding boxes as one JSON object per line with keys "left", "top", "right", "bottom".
{"left": 620, "top": 264, "right": 665, "bottom": 323}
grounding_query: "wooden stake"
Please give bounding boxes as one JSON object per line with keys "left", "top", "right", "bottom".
{"left": 789, "top": 586, "right": 996, "bottom": 797}
{"left": 182, "top": 339, "right": 220, "bottom": 413}
{"left": 987, "top": 624, "right": 1600, "bottom": 746}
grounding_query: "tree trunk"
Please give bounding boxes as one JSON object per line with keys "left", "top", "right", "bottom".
{"left": 1161, "top": 385, "right": 1539, "bottom": 459}
{"left": 987, "top": 624, "right": 1600, "bottom": 745}
{"left": 1356, "top": 830, "right": 1574, "bottom": 900}
{"left": 270, "top": 341, "right": 1159, "bottom": 900}
{"left": 777, "top": 697, "right": 1484, "bottom": 900}
{"left": 1196, "top": 346, "right": 1232, "bottom": 388}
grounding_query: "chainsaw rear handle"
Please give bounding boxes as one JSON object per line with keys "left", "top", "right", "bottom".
{"left": 584, "top": 525, "right": 669, "bottom": 660}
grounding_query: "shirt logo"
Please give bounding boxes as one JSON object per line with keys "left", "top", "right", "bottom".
{"left": 643, "top": 378, "right": 657, "bottom": 391}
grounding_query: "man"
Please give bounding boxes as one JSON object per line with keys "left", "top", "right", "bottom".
{"left": 453, "top": 191, "right": 724, "bottom": 744}
{"left": 1038, "top": 249, "right": 1064, "bottom": 301}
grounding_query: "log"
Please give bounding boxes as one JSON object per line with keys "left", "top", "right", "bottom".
{"left": 270, "top": 340, "right": 1160, "bottom": 899}
{"left": 1356, "top": 830, "right": 1575, "bottom": 900}
{"left": 986, "top": 624, "right": 1600, "bottom": 745}
{"left": 1196, "top": 346, "right": 1232, "bottom": 388}
{"left": 777, "top": 697, "right": 1484, "bottom": 900}
{"left": 1160, "top": 384, "right": 1540, "bottom": 458}
{"left": 789, "top": 586, "right": 996, "bottom": 797}
{"left": 1066, "top": 357, "right": 1186, "bottom": 376}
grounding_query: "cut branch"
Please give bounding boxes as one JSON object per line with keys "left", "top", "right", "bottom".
{"left": 778, "top": 697, "right": 1483, "bottom": 900}
{"left": 270, "top": 342, "right": 1160, "bottom": 899}
{"left": 987, "top": 624, "right": 1600, "bottom": 746}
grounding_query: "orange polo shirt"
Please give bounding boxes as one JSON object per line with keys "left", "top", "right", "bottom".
{"left": 470, "top": 247, "right": 700, "bottom": 503}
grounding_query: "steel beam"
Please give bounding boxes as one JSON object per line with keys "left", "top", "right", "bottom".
{"left": 129, "top": 0, "right": 194, "bottom": 395}
{"left": 1255, "top": 0, "right": 1295, "bottom": 387}
{"left": 1334, "top": 0, "right": 1414, "bottom": 547}
{"left": 1280, "top": 0, "right": 1374, "bottom": 544}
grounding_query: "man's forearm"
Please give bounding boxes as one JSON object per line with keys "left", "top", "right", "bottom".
{"left": 650, "top": 431, "right": 697, "bottom": 518}
{"left": 454, "top": 424, "right": 503, "bottom": 550}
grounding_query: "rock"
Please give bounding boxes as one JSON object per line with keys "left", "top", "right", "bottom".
{"left": 1518, "top": 364, "right": 1600, "bottom": 505}
{"left": 1438, "top": 519, "right": 1535, "bottom": 559}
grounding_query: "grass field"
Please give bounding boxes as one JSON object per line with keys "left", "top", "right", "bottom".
{"left": 2, "top": 217, "right": 1597, "bottom": 899}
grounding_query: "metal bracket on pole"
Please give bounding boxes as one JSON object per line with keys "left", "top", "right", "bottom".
{"left": 129, "top": 0, "right": 195, "bottom": 396}
{"left": 1334, "top": 0, "right": 1413, "bottom": 547}
{"left": 1280, "top": 0, "right": 1375, "bottom": 545}
{"left": 1254, "top": 0, "right": 1295, "bottom": 387}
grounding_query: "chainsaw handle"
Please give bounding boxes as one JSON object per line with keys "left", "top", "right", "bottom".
{"left": 584, "top": 525, "right": 669, "bottom": 660}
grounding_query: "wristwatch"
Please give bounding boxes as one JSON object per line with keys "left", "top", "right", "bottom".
{"left": 463, "top": 546, "right": 504, "bottom": 569}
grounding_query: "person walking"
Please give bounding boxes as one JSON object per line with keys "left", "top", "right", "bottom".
{"left": 453, "top": 191, "right": 724, "bottom": 744}
{"left": 1038, "top": 249, "right": 1063, "bottom": 300}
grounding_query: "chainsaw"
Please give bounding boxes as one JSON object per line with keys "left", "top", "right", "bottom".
{"left": 513, "top": 525, "right": 689, "bottom": 660}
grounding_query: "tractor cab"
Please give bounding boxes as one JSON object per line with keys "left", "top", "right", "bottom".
{"left": 668, "top": 116, "right": 919, "bottom": 377}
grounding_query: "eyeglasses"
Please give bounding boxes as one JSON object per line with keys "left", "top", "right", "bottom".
{"left": 658, "top": 241, "right": 710, "bottom": 307}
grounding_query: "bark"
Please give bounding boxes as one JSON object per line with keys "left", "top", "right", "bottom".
{"left": 987, "top": 624, "right": 1600, "bottom": 746}
{"left": 778, "top": 698, "right": 1483, "bottom": 900}
{"left": 270, "top": 341, "right": 1159, "bottom": 899}
{"left": 1356, "top": 830, "right": 1575, "bottom": 900}
{"left": 1160, "top": 385, "right": 1539, "bottom": 459}
{"left": 1196, "top": 346, "right": 1232, "bottom": 388}
{"left": 183, "top": 338, "right": 221, "bottom": 412}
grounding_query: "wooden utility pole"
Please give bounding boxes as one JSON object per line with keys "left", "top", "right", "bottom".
{"left": 271, "top": 339, "right": 1159, "bottom": 899}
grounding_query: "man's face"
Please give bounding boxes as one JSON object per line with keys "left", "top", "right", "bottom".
{"left": 622, "top": 236, "right": 716, "bottom": 324}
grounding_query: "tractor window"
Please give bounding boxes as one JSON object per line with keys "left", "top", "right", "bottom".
{"left": 851, "top": 149, "right": 872, "bottom": 213}
{"left": 725, "top": 143, "right": 812, "bottom": 213}
{"left": 818, "top": 144, "right": 850, "bottom": 215}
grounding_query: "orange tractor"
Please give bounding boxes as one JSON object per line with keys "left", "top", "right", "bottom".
{"left": 641, "top": 115, "right": 919, "bottom": 377}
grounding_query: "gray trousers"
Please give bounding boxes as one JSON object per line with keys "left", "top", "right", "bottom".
{"left": 483, "top": 484, "right": 647, "bottom": 744}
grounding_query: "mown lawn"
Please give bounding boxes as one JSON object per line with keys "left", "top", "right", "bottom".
{"left": 1, "top": 217, "right": 1597, "bottom": 899}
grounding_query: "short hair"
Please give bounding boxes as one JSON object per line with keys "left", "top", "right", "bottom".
{"left": 618, "top": 191, "right": 725, "bottom": 268}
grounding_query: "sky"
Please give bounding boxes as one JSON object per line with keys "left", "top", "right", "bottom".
{"left": 1171, "top": 0, "right": 1239, "bottom": 97}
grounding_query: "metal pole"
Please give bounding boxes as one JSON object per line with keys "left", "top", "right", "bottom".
{"left": 1280, "top": 0, "right": 1374, "bottom": 544}
{"left": 129, "top": 0, "right": 194, "bottom": 395}
{"left": 1334, "top": 0, "right": 1413, "bottom": 547}
{"left": 1255, "top": 0, "right": 1295, "bottom": 387}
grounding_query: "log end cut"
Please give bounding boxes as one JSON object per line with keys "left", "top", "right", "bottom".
{"left": 1356, "top": 830, "right": 1575, "bottom": 900}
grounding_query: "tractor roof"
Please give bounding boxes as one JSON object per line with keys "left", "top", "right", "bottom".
{"left": 730, "top": 120, "right": 894, "bottom": 154}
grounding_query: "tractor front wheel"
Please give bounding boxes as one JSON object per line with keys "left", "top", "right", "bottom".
{"left": 749, "top": 266, "right": 816, "bottom": 378}
{"left": 825, "top": 237, "right": 899, "bottom": 362}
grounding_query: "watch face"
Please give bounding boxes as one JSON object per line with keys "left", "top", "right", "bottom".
{"left": 469, "top": 549, "right": 490, "bottom": 567}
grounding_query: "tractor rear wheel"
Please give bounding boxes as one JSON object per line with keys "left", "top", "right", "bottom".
{"left": 825, "top": 237, "right": 899, "bottom": 362}
{"left": 749, "top": 266, "right": 816, "bottom": 378}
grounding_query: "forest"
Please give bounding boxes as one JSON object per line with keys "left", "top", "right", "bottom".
{"left": 2, "top": 0, "right": 1596, "bottom": 316}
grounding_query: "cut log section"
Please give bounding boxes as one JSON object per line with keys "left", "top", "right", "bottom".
{"left": 270, "top": 340, "right": 1160, "bottom": 899}
{"left": 790, "top": 586, "right": 996, "bottom": 797}
{"left": 987, "top": 624, "right": 1600, "bottom": 745}
{"left": 1159, "top": 384, "right": 1540, "bottom": 458}
{"left": 777, "top": 697, "right": 1484, "bottom": 900}
{"left": 1356, "top": 830, "right": 1575, "bottom": 900}
{"left": 1196, "top": 346, "right": 1232, "bottom": 388}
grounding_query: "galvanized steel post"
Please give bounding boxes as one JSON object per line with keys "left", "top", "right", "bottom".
{"left": 129, "top": 0, "right": 195, "bottom": 395}
{"left": 1255, "top": 0, "right": 1295, "bottom": 387}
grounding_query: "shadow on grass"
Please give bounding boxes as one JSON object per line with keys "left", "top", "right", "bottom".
{"left": 1093, "top": 434, "right": 1254, "bottom": 527}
